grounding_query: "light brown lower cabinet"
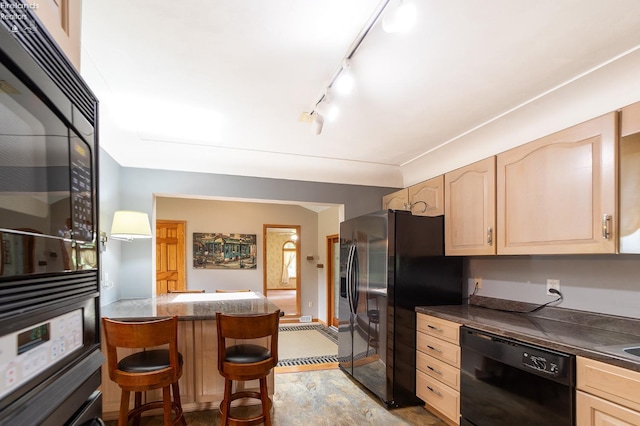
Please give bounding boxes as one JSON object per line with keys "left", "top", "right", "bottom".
{"left": 577, "top": 391, "right": 640, "bottom": 425}
{"left": 416, "top": 313, "right": 461, "bottom": 425}
{"left": 576, "top": 356, "right": 640, "bottom": 426}
{"left": 100, "top": 319, "right": 273, "bottom": 420}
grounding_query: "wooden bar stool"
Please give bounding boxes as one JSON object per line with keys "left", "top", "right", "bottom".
{"left": 216, "top": 310, "right": 281, "bottom": 426}
{"left": 102, "top": 316, "right": 186, "bottom": 426}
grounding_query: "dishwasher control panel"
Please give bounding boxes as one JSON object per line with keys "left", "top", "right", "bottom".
{"left": 522, "top": 352, "right": 560, "bottom": 376}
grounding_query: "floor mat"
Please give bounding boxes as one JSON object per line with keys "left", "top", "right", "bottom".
{"left": 277, "top": 324, "right": 338, "bottom": 367}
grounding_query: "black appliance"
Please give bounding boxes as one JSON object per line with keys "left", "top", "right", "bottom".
{"left": 460, "top": 326, "right": 575, "bottom": 426}
{"left": 0, "top": 1, "right": 103, "bottom": 424}
{"left": 338, "top": 210, "right": 463, "bottom": 407}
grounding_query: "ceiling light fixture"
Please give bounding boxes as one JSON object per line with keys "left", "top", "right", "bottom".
{"left": 334, "top": 60, "right": 355, "bottom": 96}
{"left": 316, "top": 90, "right": 340, "bottom": 121}
{"left": 382, "top": 0, "right": 417, "bottom": 33}
{"left": 310, "top": 112, "right": 324, "bottom": 136}
{"left": 307, "top": 0, "right": 415, "bottom": 135}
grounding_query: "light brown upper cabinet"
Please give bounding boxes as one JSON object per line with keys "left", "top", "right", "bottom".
{"left": 382, "top": 188, "right": 409, "bottom": 210}
{"left": 409, "top": 175, "right": 444, "bottom": 217}
{"left": 33, "top": 1, "right": 82, "bottom": 69}
{"left": 445, "top": 157, "right": 496, "bottom": 256}
{"left": 496, "top": 112, "right": 617, "bottom": 255}
{"left": 620, "top": 102, "right": 640, "bottom": 254}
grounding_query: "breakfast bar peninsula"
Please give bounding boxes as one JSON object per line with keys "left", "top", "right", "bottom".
{"left": 99, "top": 292, "right": 281, "bottom": 420}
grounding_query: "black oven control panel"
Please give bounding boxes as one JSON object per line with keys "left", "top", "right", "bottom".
{"left": 0, "top": 310, "right": 83, "bottom": 399}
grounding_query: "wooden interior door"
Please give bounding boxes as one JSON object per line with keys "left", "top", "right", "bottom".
{"left": 156, "top": 220, "right": 186, "bottom": 294}
{"left": 326, "top": 234, "right": 339, "bottom": 327}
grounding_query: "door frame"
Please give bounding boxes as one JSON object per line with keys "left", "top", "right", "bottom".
{"left": 262, "top": 224, "right": 301, "bottom": 317}
{"left": 326, "top": 234, "right": 339, "bottom": 327}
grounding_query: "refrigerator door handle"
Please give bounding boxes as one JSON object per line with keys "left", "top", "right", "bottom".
{"left": 346, "top": 244, "right": 355, "bottom": 314}
{"left": 346, "top": 244, "right": 359, "bottom": 315}
{"left": 351, "top": 246, "right": 359, "bottom": 314}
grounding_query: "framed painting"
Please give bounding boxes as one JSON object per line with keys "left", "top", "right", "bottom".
{"left": 193, "top": 233, "right": 257, "bottom": 269}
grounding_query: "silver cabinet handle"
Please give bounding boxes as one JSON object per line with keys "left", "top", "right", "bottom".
{"left": 427, "top": 365, "right": 443, "bottom": 375}
{"left": 487, "top": 227, "right": 493, "bottom": 245}
{"left": 411, "top": 200, "right": 428, "bottom": 213}
{"left": 427, "top": 324, "right": 443, "bottom": 332}
{"left": 602, "top": 214, "right": 611, "bottom": 240}
{"left": 426, "top": 345, "right": 442, "bottom": 353}
{"left": 426, "top": 386, "right": 442, "bottom": 397}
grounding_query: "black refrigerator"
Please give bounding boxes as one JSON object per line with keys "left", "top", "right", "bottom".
{"left": 338, "top": 210, "right": 462, "bottom": 407}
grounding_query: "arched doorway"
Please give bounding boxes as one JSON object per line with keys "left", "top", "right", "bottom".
{"left": 263, "top": 224, "right": 301, "bottom": 317}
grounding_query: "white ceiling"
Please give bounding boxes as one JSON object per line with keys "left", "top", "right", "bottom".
{"left": 80, "top": 0, "right": 640, "bottom": 188}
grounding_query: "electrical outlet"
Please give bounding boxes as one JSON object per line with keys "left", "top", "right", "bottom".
{"left": 474, "top": 277, "right": 482, "bottom": 289}
{"left": 308, "top": 301, "right": 312, "bottom": 308}
{"left": 546, "top": 279, "right": 560, "bottom": 296}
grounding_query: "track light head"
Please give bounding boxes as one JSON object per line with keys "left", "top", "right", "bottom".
{"left": 316, "top": 94, "right": 339, "bottom": 121}
{"left": 382, "top": 1, "right": 417, "bottom": 33}
{"left": 334, "top": 59, "right": 354, "bottom": 95}
{"left": 311, "top": 112, "right": 324, "bottom": 135}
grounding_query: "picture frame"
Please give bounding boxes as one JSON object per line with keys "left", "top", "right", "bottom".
{"left": 193, "top": 233, "right": 257, "bottom": 269}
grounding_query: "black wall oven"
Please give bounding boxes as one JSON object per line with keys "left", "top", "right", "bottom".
{"left": 460, "top": 327, "right": 575, "bottom": 426}
{"left": 0, "top": 1, "right": 102, "bottom": 424}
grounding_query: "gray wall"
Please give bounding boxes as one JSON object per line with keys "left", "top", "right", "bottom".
{"left": 99, "top": 149, "right": 395, "bottom": 303}
{"left": 98, "top": 150, "right": 122, "bottom": 305}
{"left": 467, "top": 255, "right": 640, "bottom": 319}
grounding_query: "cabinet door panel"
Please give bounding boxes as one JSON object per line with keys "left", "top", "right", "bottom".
{"left": 577, "top": 391, "right": 640, "bottom": 426}
{"left": 382, "top": 188, "right": 409, "bottom": 210}
{"left": 409, "top": 175, "right": 444, "bottom": 216}
{"left": 620, "top": 102, "right": 640, "bottom": 253}
{"left": 497, "top": 112, "right": 616, "bottom": 254}
{"left": 445, "top": 157, "right": 496, "bottom": 255}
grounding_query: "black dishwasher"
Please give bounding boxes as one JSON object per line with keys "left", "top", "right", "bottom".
{"left": 460, "top": 326, "right": 575, "bottom": 426}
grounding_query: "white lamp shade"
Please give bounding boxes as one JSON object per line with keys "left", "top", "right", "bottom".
{"left": 110, "top": 211, "right": 152, "bottom": 241}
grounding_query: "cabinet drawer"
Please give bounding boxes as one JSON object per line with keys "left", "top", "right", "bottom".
{"left": 417, "top": 314, "right": 460, "bottom": 345}
{"left": 417, "top": 369, "right": 460, "bottom": 425}
{"left": 417, "top": 331, "right": 460, "bottom": 367}
{"left": 417, "top": 351, "right": 460, "bottom": 390}
{"left": 577, "top": 356, "right": 640, "bottom": 412}
{"left": 577, "top": 390, "right": 640, "bottom": 426}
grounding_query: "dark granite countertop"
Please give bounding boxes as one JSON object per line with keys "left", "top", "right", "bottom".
{"left": 101, "top": 292, "right": 281, "bottom": 321}
{"left": 416, "top": 296, "right": 640, "bottom": 372}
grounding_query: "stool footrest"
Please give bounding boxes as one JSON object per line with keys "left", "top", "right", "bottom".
{"left": 127, "top": 400, "right": 184, "bottom": 426}
{"left": 220, "top": 390, "right": 273, "bottom": 426}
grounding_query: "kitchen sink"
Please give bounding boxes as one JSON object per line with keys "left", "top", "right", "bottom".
{"left": 595, "top": 343, "right": 640, "bottom": 361}
{"left": 624, "top": 346, "right": 640, "bottom": 357}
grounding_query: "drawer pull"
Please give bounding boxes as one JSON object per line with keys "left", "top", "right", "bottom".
{"left": 426, "top": 386, "right": 442, "bottom": 397}
{"left": 427, "top": 365, "right": 442, "bottom": 375}
{"left": 426, "top": 345, "right": 442, "bottom": 353}
{"left": 427, "top": 324, "right": 443, "bottom": 332}
{"left": 602, "top": 214, "right": 611, "bottom": 239}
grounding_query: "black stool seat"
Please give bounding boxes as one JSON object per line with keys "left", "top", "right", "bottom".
{"left": 225, "top": 344, "right": 271, "bottom": 364}
{"left": 119, "top": 349, "right": 184, "bottom": 373}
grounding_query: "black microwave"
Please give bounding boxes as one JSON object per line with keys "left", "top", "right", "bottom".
{"left": 0, "top": 26, "right": 97, "bottom": 280}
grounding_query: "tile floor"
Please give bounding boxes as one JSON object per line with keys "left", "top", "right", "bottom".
{"left": 104, "top": 369, "right": 445, "bottom": 425}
